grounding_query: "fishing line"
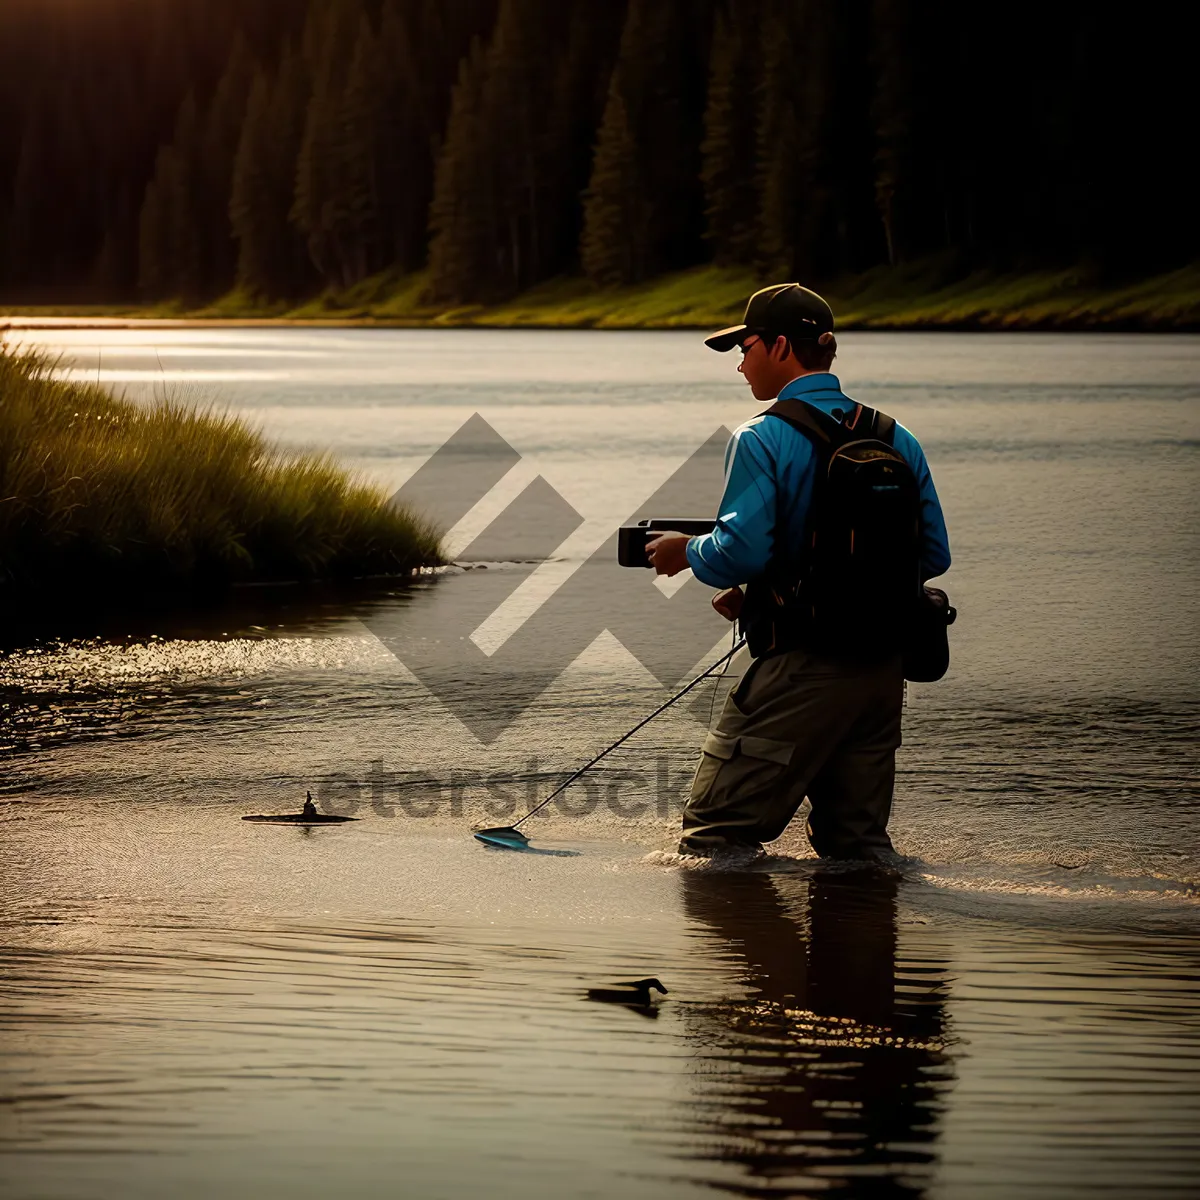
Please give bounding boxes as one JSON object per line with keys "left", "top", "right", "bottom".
{"left": 474, "top": 636, "right": 747, "bottom": 848}
{"left": 706, "top": 624, "right": 740, "bottom": 729}
{"left": 515, "top": 637, "right": 747, "bottom": 829}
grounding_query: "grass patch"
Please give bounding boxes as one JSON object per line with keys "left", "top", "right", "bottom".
{"left": 326, "top": 260, "right": 1200, "bottom": 330}
{"left": 6, "top": 260, "right": 1199, "bottom": 330}
{"left": 828, "top": 261, "right": 1200, "bottom": 329}
{"left": 0, "top": 345, "right": 441, "bottom": 616}
{"left": 205, "top": 259, "right": 1200, "bottom": 330}
{"left": 466, "top": 266, "right": 758, "bottom": 328}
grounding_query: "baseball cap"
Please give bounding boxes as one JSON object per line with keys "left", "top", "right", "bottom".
{"left": 704, "top": 283, "right": 835, "bottom": 352}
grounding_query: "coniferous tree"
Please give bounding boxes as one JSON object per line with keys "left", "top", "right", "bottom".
{"left": 479, "top": 0, "right": 568, "bottom": 293}
{"left": 580, "top": 85, "right": 643, "bottom": 286}
{"left": 292, "top": 0, "right": 362, "bottom": 288}
{"left": 201, "top": 35, "right": 256, "bottom": 295}
{"left": 700, "top": 3, "right": 759, "bottom": 265}
{"left": 425, "top": 38, "right": 492, "bottom": 303}
{"left": 581, "top": 0, "right": 710, "bottom": 286}
{"left": 409, "top": 0, "right": 502, "bottom": 152}
{"left": 231, "top": 46, "right": 310, "bottom": 298}
{"left": 1, "top": 0, "right": 1194, "bottom": 304}
{"left": 230, "top": 70, "right": 279, "bottom": 296}
{"left": 336, "top": 15, "right": 392, "bottom": 285}
{"left": 428, "top": 0, "right": 617, "bottom": 299}
{"left": 755, "top": 0, "right": 822, "bottom": 278}
{"left": 534, "top": 2, "right": 625, "bottom": 281}
{"left": 136, "top": 92, "right": 206, "bottom": 301}
{"left": 370, "top": 0, "right": 503, "bottom": 278}
{"left": 270, "top": 45, "right": 314, "bottom": 293}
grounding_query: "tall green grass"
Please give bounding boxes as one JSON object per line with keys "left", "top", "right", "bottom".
{"left": 0, "top": 346, "right": 441, "bottom": 613}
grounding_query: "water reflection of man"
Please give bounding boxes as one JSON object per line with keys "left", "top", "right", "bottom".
{"left": 680, "top": 869, "right": 952, "bottom": 1196}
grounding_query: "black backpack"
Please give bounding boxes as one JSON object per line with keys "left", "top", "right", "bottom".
{"left": 740, "top": 397, "right": 923, "bottom": 661}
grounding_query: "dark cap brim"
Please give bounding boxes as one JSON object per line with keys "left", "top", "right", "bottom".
{"left": 704, "top": 324, "right": 748, "bottom": 352}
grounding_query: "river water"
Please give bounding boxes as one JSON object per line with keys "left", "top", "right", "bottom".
{"left": 1, "top": 326, "right": 1198, "bottom": 1198}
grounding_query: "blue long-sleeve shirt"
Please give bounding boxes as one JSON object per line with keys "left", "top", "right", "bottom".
{"left": 685, "top": 372, "right": 951, "bottom": 589}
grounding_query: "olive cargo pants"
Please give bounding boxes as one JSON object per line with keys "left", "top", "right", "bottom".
{"left": 680, "top": 649, "right": 904, "bottom": 859}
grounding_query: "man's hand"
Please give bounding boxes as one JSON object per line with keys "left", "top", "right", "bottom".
{"left": 712, "top": 586, "right": 743, "bottom": 622}
{"left": 646, "top": 532, "right": 692, "bottom": 576}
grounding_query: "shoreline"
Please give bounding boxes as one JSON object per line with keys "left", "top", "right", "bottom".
{"left": 5, "top": 319, "right": 1200, "bottom": 334}
{"left": 3, "top": 261, "right": 1198, "bottom": 333}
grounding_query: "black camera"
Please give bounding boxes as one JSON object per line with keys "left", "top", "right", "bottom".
{"left": 617, "top": 518, "right": 716, "bottom": 568}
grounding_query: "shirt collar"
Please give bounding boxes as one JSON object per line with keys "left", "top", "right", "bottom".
{"left": 777, "top": 372, "right": 842, "bottom": 399}
{"left": 776, "top": 372, "right": 849, "bottom": 413}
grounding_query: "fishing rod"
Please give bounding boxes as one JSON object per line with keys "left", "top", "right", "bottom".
{"left": 474, "top": 636, "right": 746, "bottom": 849}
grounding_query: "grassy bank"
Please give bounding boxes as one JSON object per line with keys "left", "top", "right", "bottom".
{"left": 5, "top": 261, "right": 1200, "bottom": 331}
{"left": 0, "top": 348, "right": 441, "bottom": 617}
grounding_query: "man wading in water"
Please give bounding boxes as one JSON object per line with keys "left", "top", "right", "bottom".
{"left": 647, "top": 284, "right": 950, "bottom": 861}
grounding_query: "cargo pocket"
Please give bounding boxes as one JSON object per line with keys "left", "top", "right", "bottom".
{"left": 688, "top": 732, "right": 795, "bottom": 819}
{"left": 702, "top": 732, "right": 740, "bottom": 761}
{"left": 735, "top": 735, "right": 794, "bottom": 767}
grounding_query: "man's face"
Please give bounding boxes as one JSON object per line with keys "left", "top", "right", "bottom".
{"left": 737, "top": 333, "right": 782, "bottom": 402}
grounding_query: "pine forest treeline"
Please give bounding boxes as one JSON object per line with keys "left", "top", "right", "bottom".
{"left": 0, "top": 0, "right": 1193, "bottom": 307}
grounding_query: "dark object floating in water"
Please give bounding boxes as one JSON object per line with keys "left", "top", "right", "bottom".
{"left": 586, "top": 978, "right": 669, "bottom": 1006}
{"left": 242, "top": 791, "right": 358, "bottom": 825}
{"left": 473, "top": 826, "right": 531, "bottom": 850}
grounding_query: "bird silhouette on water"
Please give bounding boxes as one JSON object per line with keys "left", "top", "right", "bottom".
{"left": 241, "top": 791, "right": 358, "bottom": 824}
{"left": 586, "top": 978, "right": 669, "bottom": 1006}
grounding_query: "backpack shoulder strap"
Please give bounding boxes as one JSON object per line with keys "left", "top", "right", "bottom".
{"left": 766, "top": 397, "right": 897, "bottom": 447}
{"left": 865, "top": 407, "right": 897, "bottom": 445}
{"left": 763, "top": 398, "right": 846, "bottom": 448}
{"left": 840, "top": 401, "right": 898, "bottom": 446}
